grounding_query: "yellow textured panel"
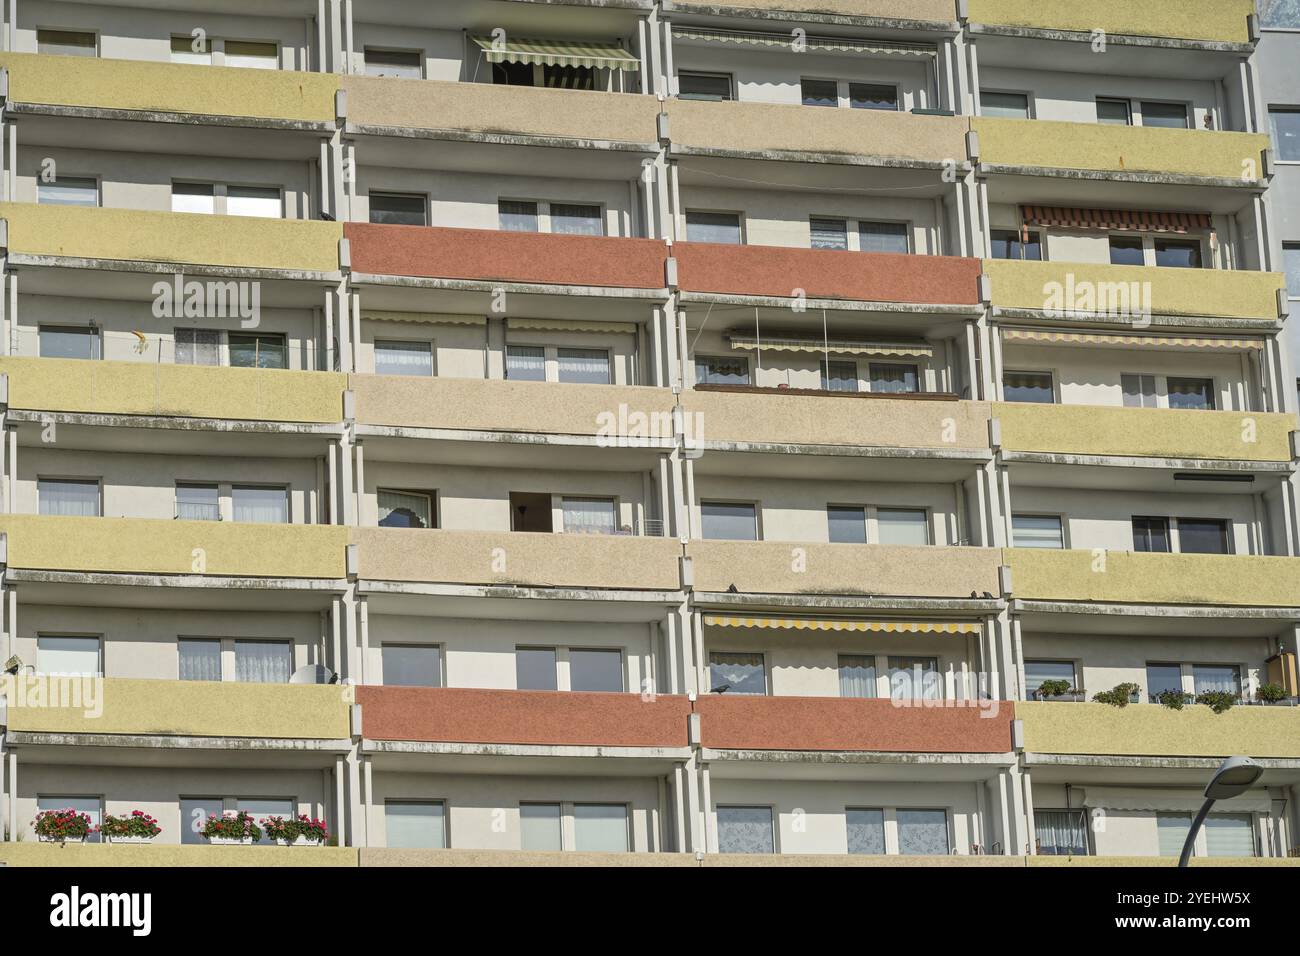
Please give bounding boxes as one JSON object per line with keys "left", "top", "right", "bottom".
{"left": 967, "top": 0, "right": 1255, "bottom": 43}
{"left": 0, "top": 52, "right": 338, "bottom": 122}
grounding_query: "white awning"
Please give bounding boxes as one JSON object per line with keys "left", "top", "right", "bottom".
{"left": 672, "top": 26, "right": 935, "bottom": 58}
{"left": 1082, "top": 787, "right": 1272, "bottom": 813}
{"left": 363, "top": 311, "right": 485, "bottom": 326}
{"left": 508, "top": 317, "right": 637, "bottom": 335}
{"left": 703, "top": 615, "right": 980, "bottom": 635}
{"left": 471, "top": 36, "right": 640, "bottom": 71}
{"left": 728, "top": 334, "right": 933, "bottom": 357}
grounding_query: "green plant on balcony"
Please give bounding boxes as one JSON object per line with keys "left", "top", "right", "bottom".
{"left": 261, "top": 814, "right": 328, "bottom": 847}
{"left": 1092, "top": 682, "right": 1140, "bottom": 708}
{"left": 1256, "top": 682, "right": 1289, "bottom": 704}
{"left": 98, "top": 810, "right": 161, "bottom": 843}
{"left": 200, "top": 810, "right": 262, "bottom": 845}
{"left": 33, "top": 808, "right": 94, "bottom": 843}
{"left": 1156, "top": 689, "right": 1195, "bottom": 710}
{"left": 1196, "top": 691, "right": 1238, "bottom": 714}
{"left": 1034, "top": 679, "right": 1072, "bottom": 700}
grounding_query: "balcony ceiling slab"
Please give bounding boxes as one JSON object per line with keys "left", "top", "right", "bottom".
{"left": 676, "top": 152, "right": 956, "bottom": 197}
{"left": 694, "top": 592, "right": 1005, "bottom": 614}
{"left": 5, "top": 734, "right": 349, "bottom": 771}
{"left": 980, "top": 169, "right": 1261, "bottom": 213}
{"left": 702, "top": 750, "right": 1014, "bottom": 782}
{"left": 12, "top": 415, "right": 340, "bottom": 460}
{"left": 14, "top": 264, "right": 333, "bottom": 308}
{"left": 1004, "top": 456, "right": 1291, "bottom": 494}
{"left": 349, "top": 125, "right": 655, "bottom": 175}
{"left": 8, "top": 572, "right": 346, "bottom": 612}
{"left": 359, "top": 582, "right": 683, "bottom": 621}
{"left": 1022, "top": 755, "right": 1300, "bottom": 788}
{"left": 1015, "top": 601, "right": 1300, "bottom": 638}
{"left": 356, "top": 429, "right": 669, "bottom": 471}
{"left": 351, "top": 276, "right": 664, "bottom": 320}
{"left": 692, "top": 446, "right": 987, "bottom": 482}
{"left": 970, "top": 31, "right": 1252, "bottom": 78}
{"left": 363, "top": 742, "right": 686, "bottom": 777}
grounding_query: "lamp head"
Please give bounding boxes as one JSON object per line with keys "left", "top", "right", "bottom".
{"left": 1204, "top": 756, "right": 1263, "bottom": 800}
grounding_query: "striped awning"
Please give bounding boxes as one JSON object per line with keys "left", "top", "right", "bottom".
{"left": 363, "top": 311, "right": 485, "bottom": 326}
{"left": 509, "top": 317, "right": 637, "bottom": 335}
{"left": 1019, "top": 205, "right": 1212, "bottom": 235}
{"left": 1003, "top": 328, "right": 1264, "bottom": 351}
{"left": 728, "top": 334, "right": 933, "bottom": 357}
{"left": 471, "top": 36, "right": 639, "bottom": 71}
{"left": 703, "top": 615, "right": 980, "bottom": 635}
{"left": 672, "top": 26, "right": 934, "bottom": 58}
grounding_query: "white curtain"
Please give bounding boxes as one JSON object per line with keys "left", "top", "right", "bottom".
{"left": 877, "top": 509, "right": 929, "bottom": 546}
{"left": 1205, "top": 814, "right": 1257, "bottom": 857}
{"left": 1193, "top": 665, "right": 1241, "bottom": 695}
{"left": 498, "top": 200, "right": 539, "bottom": 232}
{"left": 1034, "top": 810, "right": 1088, "bottom": 855}
{"left": 234, "top": 640, "right": 292, "bottom": 683}
{"left": 38, "top": 480, "right": 100, "bottom": 516}
{"left": 506, "top": 345, "right": 545, "bottom": 381}
{"left": 838, "top": 656, "right": 877, "bottom": 698}
{"left": 574, "top": 805, "right": 628, "bottom": 852}
{"left": 378, "top": 490, "right": 432, "bottom": 529}
{"left": 375, "top": 340, "right": 433, "bottom": 377}
{"left": 176, "top": 484, "right": 220, "bottom": 521}
{"left": 179, "top": 639, "right": 222, "bottom": 681}
{"left": 175, "top": 328, "right": 221, "bottom": 366}
{"left": 562, "top": 497, "right": 617, "bottom": 535}
{"left": 557, "top": 348, "right": 610, "bottom": 384}
{"left": 233, "top": 486, "right": 288, "bottom": 523}
{"left": 810, "top": 218, "right": 848, "bottom": 250}
{"left": 550, "top": 203, "right": 603, "bottom": 236}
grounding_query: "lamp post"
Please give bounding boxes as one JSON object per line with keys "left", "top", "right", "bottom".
{"left": 1179, "top": 755, "right": 1263, "bottom": 867}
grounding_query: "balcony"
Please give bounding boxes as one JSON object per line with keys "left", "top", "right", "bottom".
{"left": 965, "top": 0, "right": 1256, "bottom": 44}
{"left": 983, "top": 259, "right": 1286, "bottom": 323}
{"left": 352, "top": 527, "right": 682, "bottom": 591}
{"left": 1004, "top": 548, "right": 1300, "bottom": 608}
{"left": 994, "top": 403, "right": 1296, "bottom": 463}
{"left": 687, "top": 540, "right": 1001, "bottom": 598}
{"left": 3, "top": 678, "right": 350, "bottom": 740}
{"left": 678, "top": 1, "right": 959, "bottom": 24}
{"left": 0, "top": 515, "right": 349, "bottom": 579}
{"left": 357, "top": 687, "right": 692, "bottom": 748}
{"left": 0, "top": 358, "right": 347, "bottom": 425}
{"left": 674, "top": 243, "right": 982, "bottom": 305}
{"left": 973, "top": 118, "right": 1271, "bottom": 183}
{"left": 1017, "top": 700, "right": 1300, "bottom": 759}
{"left": 344, "top": 224, "right": 667, "bottom": 290}
{"left": 0, "top": 202, "right": 343, "bottom": 275}
{"left": 697, "top": 696, "right": 1013, "bottom": 753}
{"left": 0, "top": 52, "right": 339, "bottom": 124}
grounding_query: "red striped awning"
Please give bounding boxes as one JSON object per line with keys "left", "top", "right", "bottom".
{"left": 1019, "top": 205, "right": 1212, "bottom": 235}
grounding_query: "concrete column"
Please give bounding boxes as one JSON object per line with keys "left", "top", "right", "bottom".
{"left": 338, "top": 434, "right": 355, "bottom": 527}
{"left": 358, "top": 594, "right": 370, "bottom": 685}
{"left": 362, "top": 752, "right": 374, "bottom": 848}
{"left": 343, "top": 585, "right": 359, "bottom": 683}
{"left": 345, "top": 748, "right": 364, "bottom": 847}
{"left": 700, "top": 760, "right": 717, "bottom": 853}
{"left": 668, "top": 767, "right": 687, "bottom": 852}
{"left": 662, "top": 609, "right": 680, "bottom": 695}
{"left": 353, "top": 440, "right": 365, "bottom": 526}
{"left": 5, "top": 748, "right": 14, "bottom": 842}
{"left": 681, "top": 755, "right": 704, "bottom": 853}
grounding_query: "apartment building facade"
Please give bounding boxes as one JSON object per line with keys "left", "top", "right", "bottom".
{"left": 0, "top": 0, "right": 1295, "bottom": 864}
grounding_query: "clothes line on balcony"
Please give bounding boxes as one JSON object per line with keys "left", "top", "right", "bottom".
{"left": 703, "top": 616, "right": 980, "bottom": 635}
{"left": 508, "top": 317, "right": 637, "bottom": 335}
{"left": 1002, "top": 328, "right": 1264, "bottom": 351}
{"left": 470, "top": 35, "right": 640, "bottom": 71}
{"left": 727, "top": 332, "right": 934, "bottom": 357}
{"left": 1019, "top": 205, "right": 1213, "bottom": 236}
{"left": 671, "top": 26, "right": 935, "bottom": 58}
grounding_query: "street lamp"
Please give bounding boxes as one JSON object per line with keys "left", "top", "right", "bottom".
{"left": 1179, "top": 755, "right": 1263, "bottom": 867}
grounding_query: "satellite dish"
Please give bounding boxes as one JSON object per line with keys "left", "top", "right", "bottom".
{"left": 290, "top": 664, "right": 335, "bottom": 685}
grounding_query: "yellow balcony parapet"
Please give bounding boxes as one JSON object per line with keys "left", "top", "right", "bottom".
{"left": 1004, "top": 548, "right": 1300, "bottom": 608}
{"left": 0, "top": 202, "right": 343, "bottom": 274}
{"left": 1017, "top": 700, "right": 1300, "bottom": 759}
{"left": 671, "top": 0, "right": 958, "bottom": 23}
{"left": 973, "top": 118, "right": 1270, "bottom": 182}
{"left": 0, "top": 515, "right": 349, "bottom": 579}
{"left": 0, "top": 52, "right": 339, "bottom": 123}
{"left": 966, "top": 0, "right": 1256, "bottom": 44}
{"left": 3, "top": 677, "right": 350, "bottom": 739}
{"left": 0, "top": 357, "right": 347, "bottom": 425}
{"left": 994, "top": 403, "right": 1295, "bottom": 464}
{"left": 983, "top": 259, "right": 1285, "bottom": 322}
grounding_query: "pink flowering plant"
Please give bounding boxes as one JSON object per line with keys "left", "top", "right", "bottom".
{"left": 261, "top": 814, "right": 329, "bottom": 844}
{"left": 200, "top": 810, "right": 262, "bottom": 842}
{"left": 99, "top": 810, "right": 161, "bottom": 840}
{"left": 33, "top": 808, "right": 94, "bottom": 842}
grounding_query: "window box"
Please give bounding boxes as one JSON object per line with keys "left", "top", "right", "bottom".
{"left": 201, "top": 810, "right": 262, "bottom": 845}
{"left": 33, "top": 808, "right": 94, "bottom": 843}
{"left": 263, "top": 815, "right": 329, "bottom": 847}
{"left": 99, "top": 810, "right": 161, "bottom": 843}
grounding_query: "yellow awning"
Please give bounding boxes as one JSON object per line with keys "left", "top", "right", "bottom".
{"left": 703, "top": 615, "right": 979, "bottom": 635}
{"left": 1002, "top": 328, "right": 1264, "bottom": 351}
{"left": 508, "top": 317, "right": 637, "bottom": 335}
{"left": 471, "top": 36, "right": 640, "bottom": 71}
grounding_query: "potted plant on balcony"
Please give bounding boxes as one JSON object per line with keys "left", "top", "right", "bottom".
{"left": 262, "top": 814, "right": 329, "bottom": 847}
{"left": 1196, "top": 690, "right": 1238, "bottom": 714}
{"left": 1156, "top": 689, "right": 1195, "bottom": 710}
{"left": 99, "top": 810, "right": 161, "bottom": 844}
{"left": 1092, "top": 682, "right": 1140, "bottom": 707}
{"left": 1253, "top": 683, "right": 1295, "bottom": 706}
{"left": 33, "top": 808, "right": 94, "bottom": 843}
{"left": 200, "top": 810, "right": 261, "bottom": 846}
{"left": 1033, "top": 679, "right": 1083, "bottom": 702}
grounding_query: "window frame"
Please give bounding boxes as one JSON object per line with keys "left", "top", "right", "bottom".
{"left": 980, "top": 89, "right": 1033, "bottom": 120}
{"left": 380, "top": 642, "right": 445, "bottom": 688}
{"left": 1011, "top": 512, "right": 1066, "bottom": 550}
{"left": 676, "top": 70, "right": 734, "bottom": 101}
{"left": 36, "top": 173, "right": 100, "bottom": 208}
{"left": 362, "top": 46, "right": 425, "bottom": 79}
{"left": 699, "top": 499, "right": 760, "bottom": 541}
{"left": 367, "top": 191, "right": 429, "bottom": 227}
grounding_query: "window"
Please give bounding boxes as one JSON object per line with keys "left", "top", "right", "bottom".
{"left": 365, "top": 48, "right": 422, "bottom": 78}
{"left": 846, "top": 808, "right": 885, "bottom": 854}
{"left": 1262, "top": 0, "right": 1300, "bottom": 28}
{"left": 516, "top": 646, "right": 558, "bottom": 691}
{"left": 1141, "top": 101, "right": 1189, "bottom": 129}
{"left": 822, "top": 359, "right": 859, "bottom": 393}
{"left": 1154, "top": 238, "right": 1201, "bottom": 269}
{"left": 179, "top": 639, "right": 221, "bottom": 681}
{"left": 849, "top": 83, "right": 898, "bottom": 111}
{"left": 232, "top": 485, "right": 288, "bottom": 524}
{"left": 800, "top": 78, "right": 839, "bottom": 107}
{"left": 574, "top": 805, "right": 628, "bottom": 852}
{"left": 520, "top": 804, "right": 562, "bottom": 850}
{"left": 1024, "top": 660, "right": 1076, "bottom": 698}
{"left": 176, "top": 483, "right": 220, "bottom": 521}
{"left": 1205, "top": 814, "right": 1256, "bottom": 857}
{"left": 175, "top": 328, "right": 220, "bottom": 366}
{"left": 236, "top": 800, "right": 292, "bottom": 846}
{"left": 1271, "top": 108, "right": 1300, "bottom": 162}
{"left": 181, "top": 798, "right": 222, "bottom": 845}
{"left": 1193, "top": 664, "right": 1241, "bottom": 696}
{"left": 1284, "top": 244, "right": 1300, "bottom": 298}
{"left": 1012, "top": 514, "right": 1064, "bottom": 549}
{"left": 717, "top": 806, "right": 774, "bottom": 854}
{"left": 229, "top": 332, "right": 287, "bottom": 369}
{"left": 569, "top": 649, "right": 623, "bottom": 692}
{"left": 981, "top": 91, "right": 1030, "bottom": 119}
{"left": 701, "top": 501, "right": 758, "bottom": 541}
{"left": 499, "top": 200, "right": 539, "bottom": 232}
{"left": 227, "top": 185, "right": 282, "bottom": 218}
{"left": 838, "top": 655, "right": 876, "bottom": 698}
{"left": 859, "top": 221, "right": 909, "bottom": 254}
{"left": 36, "top": 635, "right": 101, "bottom": 675}
{"left": 557, "top": 348, "right": 611, "bottom": 384}
{"left": 1108, "top": 235, "right": 1146, "bottom": 266}
{"left": 37, "top": 30, "right": 96, "bottom": 56}
{"left": 38, "top": 479, "right": 100, "bottom": 517}
{"left": 369, "top": 192, "right": 427, "bottom": 226}
{"left": 1166, "top": 377, "right": 1215, "bottom": 410}
{"left": 877, "top": 508, "right": 929, "bottom": 546}
{"left": 868, "top": 362, "right": 918, "bottom": 394}
{"left": 810, "top": 218, "right": 848, "bottom": 251}
{"left": 550, "top": 203, "right": 603, "bottom": 237}
{"left": 1035, "top": 810, "right": 1089, "bottom": 855}
{"left": 1158, "top": 812, "right": 1195, "bottom": 856}
{"left": 39, "top": 325, "right": 100, "bottom": 360}
{"left": 382, "top": 644, "right": 442, "bottom": 687}
{"left": 897, "top": 809, "right": 949, "bottom": 855}
{"left": 1096, "top": 97, "right": 1132, "bottom": 126}
{"left": 375, "top": 340, "right": 433, "bottom": 377}
{"left": 1146, "top": 663, "right": 1183, "bottom": 699}
{"left": 234, "top": 641, "right": 292, "bottom": 683}
{"left": 37, "top": 176, "right": 97, "bottom": 207}
{"left": 685, "top": 210, "right": 742, "bottom": 245}
{"left": 990, "top": 228, "right": 1041, "bottom": 261}
{"left": 385, "top": 801, "right": 446, "bottom": 849}
{"left": 170, "top": 35, "right": 211, "bottom": 65}
{"left": 678, "top": 71, "right": 733, "bottom": 101}
{"left": 1004, "top": 370, "right": 1054, "bottom": 404}
{"left": 378, "top": 490, "right": 434, "bottom": 529}
{"left": 1121, "top": 373, "right": 1157, "bottom": 409}
{"left": 223, "top": 40, "right": 278, "bottom": 70}
{"left": 172, "top": 182, "right": 215, "bottom": 215}
{"left": 1132, "top": 516, "right": 1171, "bottom": 553}
{"left": 827, "top": 505, "right": 867, "bottom": 544}
{"left": 492, "top": 61, "right": 535, "bottom": 87}
{"left": 561, "top": 497, "right": 617, "bottom": 536}
{"left": 709, "top": 652, "right": 766, "bottom": 695}
{"left": 37, "top": 796, "right": 102, "bottom": 843}
{"left": 694, "top": 355, "right": 749, "bottom": 386}
{"left": 506, "top": 345, "right": 546, "bottom": 381}
{"left": 888, "top": 656, "right": 939, "bottom": 700}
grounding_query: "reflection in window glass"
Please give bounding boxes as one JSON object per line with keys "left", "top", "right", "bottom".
{"left": 1132, "top": 516, "right": 1171, "bottom": 553}
{"left": 557, "top": 348, "right": 610, "bottom": 384}
{"left": 1271, "top": 109, "right": 1300, "bottom": 162}
{"left": 36, "top": 635, "right": 101, "bottom": 675}
{"left": 678, "top": 72, "right": 733, "bottom": 101}
{"left": 1109, "top": 236, "right": 1146, "bottom": 265}
{"left": 869, "top": 363, "right": 918, "bottom": 394}
{"left": 550, "top": 203, "right": 603, "bottom": 236}
{"left": 176, "top": 483, "right": 220, "bottom": 521}
{"left": 375, "top": 340, "right": 433, "bottom": 376}
{"left": 369, "top": 192, "right": 427, "bottom": 226}
{"left": 685, "top": 211, "right": 742, "bottom": 244}
{"left": 365, "top": 48, "right": 422, "bottom": 78}
{"left": 499, "top": 200, "right": 539, "bottom": 232}
{"left": 877, "top": 509, "right": 929, "bottom": 546}
{"left": 1146, "top": 663, "right": 1183, "bottom": 700}
{"left": 39, "top": 326, "right": 101, "bottom": 360}
{"left": 38, "top": 176, "right": 98, "bottom": 207}
{"left": 1167, "top": 377, "right": 1214, "bottom": 410}
{"left": 800, "top": 78, "right": 838, "bottom": 107}
{"left": 378, "top": 490, "right": 433, "bottom": 529}
{"left": 38, "top": 479, "right": 100, "bottom": 517}
{"left": 1003, "top": 370, "right": 1054, "bottom": 404}
{"left": 1205, "top": 813, "right": 1256, "bottom": 857}
{"left": 382, "top": 644, "right": 442, "bottom": 687}
{"left": 838, "top": 655, "right": 876, "bottom": 698}
{"left": 1154, "top": 239, "right": 1201, "bottom": 269}
{"left": 709, "top": 652, "right": 766, "bottom": 695}
{"left": 516, "top": 646, "right": 558, "bottom": 690}
{"left": 232, "top": 485, "right": 288, "bottom": 523}
{"left": 561, "top": 497, "right": 617, "bottom": 536}
{"left": 822, "top": 360, "right": 859, "bottom": 392}
{"left": 695, "top": 355, "right": 749, "bottom": 386}
{"left": 859, "top": 221, "right": 909, "bottom": 254}
{"left": 981, "top": 91, "right": 1029, "bottom": 119}
{"left": 888, "top": 656, "right": 939, "bottom": 701}
{"left": 827, "top": 505, "right": 866, "bottom": 544}
{"left": 990, "top": 229, "right": 1041, "bottom": 261}
{"left": 1012, "top": 514, "right": 1063, "bottom": 549}
{"left": 569, "top": 649, "right": 623, "bottom": 692}
{"left": 849, "top": 83, "right": 897, "bottom": 111}
{"left": 1140, "top": 101, "right": 1189, "bottom": 129}
{"left": 506, "top": 345, "right": 546, "bottom": 381}
{"left": 1024, "top": 660, "right": 1076, "bottom": 697}
{"left": 701, "top": 501, "right": 758, "bottom": 541}
{"left": 810, "top": 218, "right": 848, "bottom": 250}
